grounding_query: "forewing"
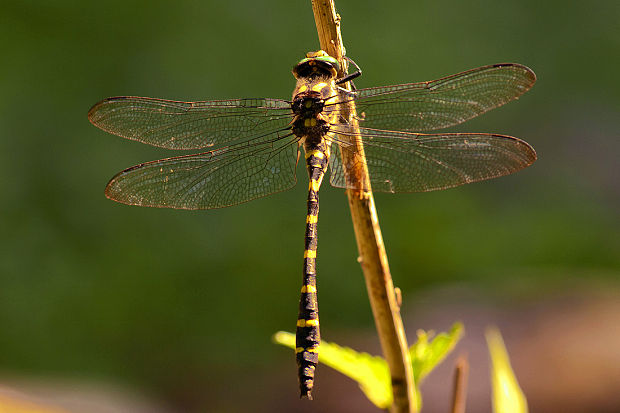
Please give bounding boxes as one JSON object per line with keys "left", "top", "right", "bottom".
{"left": 352, "top": 64, "right": 535, "bottom": 132}
{"left": 105, "top": 132, "right": 300, "bottom": 209}
{"left": 329, "top": 127, "right": 536, "bottom": 193}
{"left": 89, "top": 96, "right": 292, "bottom": 150}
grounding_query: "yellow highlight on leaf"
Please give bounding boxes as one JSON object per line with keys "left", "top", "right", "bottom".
{"left": 486, "top": 327, "right": 528, "bottom": 413}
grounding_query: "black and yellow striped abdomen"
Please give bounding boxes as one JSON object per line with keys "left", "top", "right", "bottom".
{"left": 296, "top": 141, "right": 330, "bottom": 399}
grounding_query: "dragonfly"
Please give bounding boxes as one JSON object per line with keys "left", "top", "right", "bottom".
{"left": 88, "top": 50, "right": 536, "bottom": 399}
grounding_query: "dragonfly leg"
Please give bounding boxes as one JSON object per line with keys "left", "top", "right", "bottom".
{"left": 335, "top": 56, "right": 362, "bottom": 88}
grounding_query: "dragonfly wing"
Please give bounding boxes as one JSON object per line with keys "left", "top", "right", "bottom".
{"left": 352, "top": 64, "right": 535, "bottom": 132}
{"left": 89, "top": 96, "right": 292, "bottom": 150}
{"left": 329, "top": 127, "right": 536, "bottom": 193}
{"left": 106, "top": 131, "right": 300, "bottom": 209}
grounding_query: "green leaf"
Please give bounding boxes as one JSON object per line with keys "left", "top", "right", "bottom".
{"left": 486, "top": 327, "right": 528, "bottom": 413}
{"left": 410, "top": 322, "right": 464, "bottom": 384}
{"left": 273, "top": 323, "right": 464, "bottom": 410}
{"left": 273, "top": 331, "right": 392, "bottom": 408}
{"left": 408, "top": 322, "right": 464, "bottom": 410}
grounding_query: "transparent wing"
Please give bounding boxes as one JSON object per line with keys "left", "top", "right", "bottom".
{"left": 351, "top": 64, "right": 536, "bottom": 132}
{"left": 105, "top": 131, "right": 300, "bottom": 209}
{"left": 329, "top": 127, "right": 536, "bottom": 193}
{"left": 89, "top": 96, "right": 293, "bottom": 150}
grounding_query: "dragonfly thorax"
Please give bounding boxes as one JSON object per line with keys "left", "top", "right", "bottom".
{"left": 291, "top": 86, "right": 337, "bottom": 144}
{"left": 291, "top": 111, "right": 330, "bottom": 143}
{"left": 291, "top": 91, "right": 325, "bottom": 117}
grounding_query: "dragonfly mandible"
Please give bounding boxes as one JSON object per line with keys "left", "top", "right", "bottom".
{"left": 88, "top": 50, "right": 536, "bottom": 399}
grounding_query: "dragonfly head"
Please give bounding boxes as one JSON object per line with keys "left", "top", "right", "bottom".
{"left": 293, "top": 50, "right": 340, "bottom": 80}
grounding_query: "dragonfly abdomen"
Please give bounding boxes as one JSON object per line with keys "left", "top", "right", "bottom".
{"left": 296, "top": 140, "right": 330, "bottom": 399}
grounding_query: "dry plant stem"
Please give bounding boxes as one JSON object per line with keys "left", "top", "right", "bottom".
{"left": 451, "top": 356, "right": 469, "bottom": 413}
{"left": 310, "top": 1, "right": 417, "bottom": 412}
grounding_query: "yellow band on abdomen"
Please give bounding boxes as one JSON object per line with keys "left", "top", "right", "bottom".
{"left": 304, "top": 150, "right": 325, "bottom": 160}
{"left": 297, "top": 318, "right": 319, "bottom": 327}
{"left": 309, "top": 179, "right": 321, "bottom": 192}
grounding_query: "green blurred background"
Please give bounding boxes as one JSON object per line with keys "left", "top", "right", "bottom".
{"left": 1, "top": 1, "right": 618, "bottom": 412}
